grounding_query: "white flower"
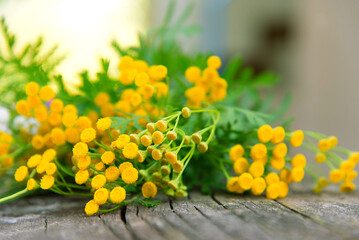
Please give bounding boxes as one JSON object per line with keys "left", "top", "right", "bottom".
{"left": 0, "top": 107, "right": 10, "bottom": 123}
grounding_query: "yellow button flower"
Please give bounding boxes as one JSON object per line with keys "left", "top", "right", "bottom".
{"left": 110, "top": 187, "right": 126, "bottom": 203}
{"left": 121, "top": 167, "right": 138, "bottom": 184}
{"left": 94, "top": 188, "right": 109, "bottom": 205}
{"left": 290, "top": 130, "right": 304, "bottom": 147}
{"left": 85, "top": 200, "right": 99, "bottom": 215}
{"left": 142, "top": 181, "right": 158, "bottom": 198}
{"left": 91, "top": 174, "right": 107, "bottom": 189}
{"left": 40, "top": 175, "right": 55, "bottom": 190}
{"left": 257, "top": 124, "right": 273, "bottom": 143}
{"left": 123, "top": 143, "right": 139, "bottom": 159}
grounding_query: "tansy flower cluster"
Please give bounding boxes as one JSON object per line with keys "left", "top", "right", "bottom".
{"left": 185, "top": 56, "right": 228, "bottom": 107}
{"left": 93, "top": 56, "right": 169, "bottom": 126}
{"left": 73, "top": 107, "right": 218, "bottom": 215}
{"left": 302, "top": 132, "right": 359, "bottom": 193}
{"left": 0, "top": 132, "right": 14, "bottom": 171}
{"left": 224, "top": 125, "right": 306, "bottom": 199}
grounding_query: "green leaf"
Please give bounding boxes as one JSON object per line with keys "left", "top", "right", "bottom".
{"left": 133, "top": 198, "right": 162, "bottom": 207}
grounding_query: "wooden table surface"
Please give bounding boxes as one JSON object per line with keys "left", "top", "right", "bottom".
{"left": 0, "top": 190, "right": 358, "bottom": 240}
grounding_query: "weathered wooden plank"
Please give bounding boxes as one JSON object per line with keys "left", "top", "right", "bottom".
{"left": 214, "top": 192, "right": 342, "bottom": 240}
{"left": 0, "top": 191, "right": 358, "bottom": 240}
{"left": 169, "top": 192, "right": 235, "bottom": 240}
{"left": 0, "top": 214, "right": 46, "bottom": 240}
{"left": 131, "top": 203, "right": 192, "bottom": 240}
{"left": 277, "top": 191, "right": 359, "bottom": 240}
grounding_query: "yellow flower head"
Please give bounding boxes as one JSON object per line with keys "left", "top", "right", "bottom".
{"left": 257, "top": 124, "right": 273, "bottom": 143}
{"left": 329, "top": 169, "right": 344, "bottom": 183}
{"left": 51, "top": 128, "right": 66, "bottom": 146}
{"left": 94, "top": 187, "right": 109, "bottom": 205}
{"left": 266, "top": 183, "right": 280, "bottom": 199}
{"left": 345, "top": 171, "right": 357, "bottom": 182}
{"left": 270, "top": 157, "right": 285, "bottom": 171}
{"left": 185, "top": 66, "right": 201, "bottom": 83}
{"left": 45, "top": 162, "right": 57, "bottom": 175}
{"left": 121, "top": 167, "right": 139, "bottom": 184}
{"left": 27, "top": 154, "right": 42, "bottom": 168}
{"left": 14, "top": 166, "right": 28, "bottom": 182}
{"left": 173, "top": 161, "right": 183, "bottom": 172}
{"left": 63, "top": 104, "right": 78, "bottom": 115}
{"left": 291, "top": 154, "right": 306, "bottom": 168}
{"left": 291, "top": 167, "right": 305, "bottom": 182}
{"left": 42, "top": 148, "right": 56, "bottom": 162}
{"left": 151, "top": 149, "right": 163, "bottom": 161}
{"left": 349, "top": 153, "right": 359, "bottom": 164}
{"left": 73, "top": 142, "right": 88, "bottom": 158}
{"left": 77, "top": 116, "right": 92, "bottom": 132}
{"left": 34, "top": 105, "right": 48, "bottom": 122}
{"left": 48, "top": 112, "right": 62, "bottom": 126}
{"left": 91, "top": 174, "right": 107, "bottom": 189}
{"left": 229, "top": 144, "right": 244, "bottom": 162}
{"left": 238, "top": 172, "right": 253, "bottom": 190}
{"left": 318, "top": 177, "right": 329, "bottom": 188}
{"left": 165, "top": 152, "right": 177, "bottom": 164}
{"left": 31, "top": 135, "right": 44, "bottom": 150}
{"left": 96, "top": 117, "right": 112, "bottom": 131}
{"left": 135, "top": 72, "right": 150, "bottom": 87}
{"left": 50, "top": 99, "right": 64, "bottom": 113}
{"left": 233, "top": 157, "right": 248, "bottom": 175}
{"left": 329, "top": 136, "right": 338, "bottom": 148}
{"left": 146, "top": 123, "right": 156, "bottom": 133}
{"left": 152, "top": 131, "right": 164, "bottom": 145}
{"left": 85, "top": 200, "right": 99, "bottom": 216}
{"left": 36, "top": 158, "right": 49, "bottom": 174}
{"left": 80, "top": 128, "right": 96, "bottom": 143}
{"left": 118, "top": 55, "right": 134, "bottom": 70}
{"left": 250, "top": 143, "right": 267, "bottom": 160}
{"left": 251, "top": 177, "right": 266, "bottom": 195}
{"left": 75, "top": 170, "right": 89, "bottom": 185}
{"left": 278, "top": 181, "right": 289, "bottom": 198}
{"left": 226, "top": 177, "right": 240, "bottom": 192}
{"left": 110, "top": 187, "right": 126, "bottom": 204}
{"left": 94, "top": 92, "right": 110, "bottom": 107}
{"left": 290, "top": 130, "right": 304, "bottom": 147}
{"left": 318, "top": 139, "right": 331, "bottom": 152}
{"left": 16, "top": 100, "right": 31, "bottom": 116}
{"left": 113, "top": 134, "right": 130, "bottom": 149}
{"left": 134, "top": 59, "right": 148, "bottom": 72}
{"left": 105, "top": 166, "right": 120, "bottom": 182}
{"left": 78, "top": 156, "right": 91, "bottom": 170}
{"left": 271, "top": 126, "right": 285, "bottom": 144}
{"left": 166, "top": 131, "right": 177, "bottom": 141}
{"left": 101, "top": 151, "right": 115, "bottom": 165}
{"left": 140, "top": 135, "right": 152, "bottom": 147}
{"left": 123, "top": 142, "right": 139, "bottom": 159}
{"left": 119, "top": 162, "right": 133, "bottom": 174}
{"left": 207, "top": 56, "right": 222, "bottom": 69}
{"left": 340, "top": 182, "right": 356, "bottom": 193}
{"left": 272, "top": 143, "right": 287, "bottom": 158}
{"left": 142, "top": 181, "right": 158, "bottom": 198}
{"left": 95, "top": 162, "right": 105, "bottom": 172}
{"left": 27, "top": 178, "right": 38, "bottom": 191}
{"left": 27, "top": 95, "right": 41, "bottom": 108}
{"left": 65, "top": 127, "right": 80, "bottom": 144}
{"left": 25, "top": 81, "right": 40, "bottom": 96}
{"left": 40, "top": 175, "right": 55, "bottom": 190}
{"left": 340, "top": 160, "right": 355, "bottom": 173}
{"left": 280, "top": 169, "right": 292, "bottom": 184}
{"left": 39, "top": 86, "right": 55, "bottom": 101}
{"left": 249, "top": 161, "right": 264, "bottom": 178}
{"left": 315, "top": 153, "right": 326, "bottom": 163}
{"left": 265, "top": 172, "right": 280, "bottom": 185}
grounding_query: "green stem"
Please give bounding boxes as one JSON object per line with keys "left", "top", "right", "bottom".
{"left": 0, "top": 188, "right": 28, "bottom": 204}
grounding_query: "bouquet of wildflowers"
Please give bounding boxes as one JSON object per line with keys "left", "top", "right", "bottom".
{"left": 0, "top": 6, "right": 357, "bottom": 216}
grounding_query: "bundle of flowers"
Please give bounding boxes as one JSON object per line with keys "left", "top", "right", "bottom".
{"left": 0, "top": 10, "right": 357, "bottom": 216}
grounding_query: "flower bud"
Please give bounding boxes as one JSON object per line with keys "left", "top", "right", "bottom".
{"left": 181, "top": 107, "right": 191, "bottom": 118}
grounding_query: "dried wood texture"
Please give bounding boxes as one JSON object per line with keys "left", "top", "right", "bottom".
{"left": 0, "top": 191, "right": 358, "bottom": 240}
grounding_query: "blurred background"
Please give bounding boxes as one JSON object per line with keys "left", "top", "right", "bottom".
{"left": 0, "top": 0, "right": 358, "bottom": 150}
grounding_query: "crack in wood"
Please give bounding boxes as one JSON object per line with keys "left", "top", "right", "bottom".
{"left": 274, "top": 200, "right": 312, "bottom": 219}
{"left": 43, "top": 216, "right": 47, "bottom": 232}
{"left": 121, "top": 205, "right": 127, "bottom": 224}
{"left": 211, "top": 193, "right": 228, "bottom": 209}
{"left": 169, "top": 199, "right": 174, "bottom": 211}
